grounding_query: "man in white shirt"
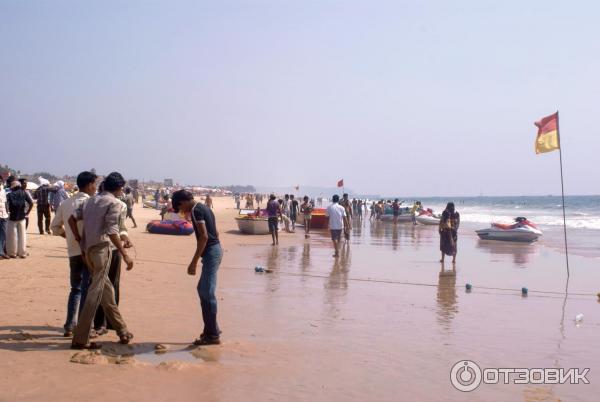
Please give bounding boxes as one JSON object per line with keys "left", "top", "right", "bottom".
{"left": 326, "top": 194, "right": 348, "bottom": 258}
{"left": 50, "top": 171, "right": 97, "bottom": 337}
{"left": 0, "top": 178, "right": 8, "bottom": 259}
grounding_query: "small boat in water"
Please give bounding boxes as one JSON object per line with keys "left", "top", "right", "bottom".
{"left": 235, "top": 209, "right": 270, "bottom": 235}
{"left": 476, "top": 217, "right": 542, "bottom": 242}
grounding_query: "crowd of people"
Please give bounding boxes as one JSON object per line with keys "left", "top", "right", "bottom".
{"left": 1, "top": 172, "right": 460, "bottom": 350}
{"left": 250, "top": 192, "right": 459, "bottom": 263}
{"left": 1, "top": 171, "right": 223, "bottom": 350}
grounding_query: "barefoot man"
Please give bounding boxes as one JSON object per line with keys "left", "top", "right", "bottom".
{"left": 326, "top": 194, "right": 348, "bottom": 258}
{"left": 172, "top": 190, "right": 223, "bottom": 345}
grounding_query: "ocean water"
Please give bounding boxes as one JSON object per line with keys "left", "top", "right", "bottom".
{"left": 410, "top": 196, "right": 600, "bottom": 231}
{"left": 381, "top": 196, "right": 600, "bottom": 258}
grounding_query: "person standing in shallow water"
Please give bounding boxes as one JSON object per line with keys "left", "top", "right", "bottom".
{"left": 439, "top": 202, "right": 460, "bottom": 264}
{"left": 172, "top": 190, "right": 223, "bottom": 345}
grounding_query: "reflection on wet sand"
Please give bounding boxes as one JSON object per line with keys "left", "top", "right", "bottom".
{"left": 300, "top": 243, "right": 311, "bottom": 273}
{"left": 436, "top": 263, "right": 458, "bottom": 333}
{"left": 476, "top": 239, "right": 538, "bottom": 267}
{"left": 323, "top": 244, "right": 351, "bottom": 320}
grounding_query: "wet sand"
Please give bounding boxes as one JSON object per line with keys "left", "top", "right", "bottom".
{"left": 1, "top": 198, "right": 599, "bottom": 401}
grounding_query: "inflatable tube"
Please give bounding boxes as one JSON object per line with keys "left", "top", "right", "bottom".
{"left": 146, "top": 220, "right": 194, "bottom": 236}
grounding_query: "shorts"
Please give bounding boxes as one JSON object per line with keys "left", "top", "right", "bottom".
{"left": 393, "top": 211, "right": 399, "bottom": 217}
{"left": 290, "top": 213, "right": 297, "bottom": 222}
{"left": 268, "top": 217, "right": 279, "bottom": 233}
{"left": 126, "top": 208, "right": 134, "bottom": 218}
{"left": 330, "top": 229, "right": 342, "bottom": 241}
{"left": 303, "top": 215, "right": 312, "bottom": 221}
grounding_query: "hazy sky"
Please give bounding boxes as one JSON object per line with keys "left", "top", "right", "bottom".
{"left": 1, "top": 0, "right": 598, "bottom": 196}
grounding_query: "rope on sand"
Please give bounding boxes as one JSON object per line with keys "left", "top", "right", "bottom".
{"left": 31, "top": 245, "right": 596, "bottom": 299}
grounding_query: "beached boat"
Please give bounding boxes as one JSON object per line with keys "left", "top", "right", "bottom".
{"left": 146, "top": 220, "right": 194, "bottom": 236}
{"left": 309, "top": 208, "right": 329, "bottom": 229}
{"left": 416, "top": 209, "right": 441, "bottom": 225}
{"left": 475, "top": 217, "right": 542, "bottom": 242}
{"left": 416, "top": 215, "right": 440, "bottom": 225}
{"left": 143, "top": 200, "right": 166, "bottom": 210}
{"left": 235, "top": 209, "right": 270, "bottom": 235}
{"left": 294, "top": 208, "right": 329, "bottom": 229}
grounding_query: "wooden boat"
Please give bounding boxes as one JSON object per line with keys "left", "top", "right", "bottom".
{"left": 235, "top": 209, "right": 270, "bottom": 235}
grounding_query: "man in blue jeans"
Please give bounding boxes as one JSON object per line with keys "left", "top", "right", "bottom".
{"left": 50, "top": 171, "right": 98, "bottom": 337}
{"left": 171, "top": 189, "right": 222, "bottom": 345}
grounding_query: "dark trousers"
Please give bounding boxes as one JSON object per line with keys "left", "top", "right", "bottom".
{"left": 64, "top": 255, "right": 91, "bottom": 330}
{"left": 93, "top": 251, "right": 122, "bottom": 330}
{"left": 197, "top": 244, "right": 222, "bottom": 338}
{"left": 37, "top": 204, "right": 51, "bottom": 234}
{"left": 0, "top": 218, "right": 6, "bottom": 256}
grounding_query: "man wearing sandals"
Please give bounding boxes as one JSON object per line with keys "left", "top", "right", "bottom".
{"left": 70, "top": 172, "right": 134, "bottom": 349}
{"left": 172, "top": 189, "right": 223, "bottom": 346}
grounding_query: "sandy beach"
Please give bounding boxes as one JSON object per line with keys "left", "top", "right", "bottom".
{"left": 1, "top": 197, "right": 599, "bottom": 402}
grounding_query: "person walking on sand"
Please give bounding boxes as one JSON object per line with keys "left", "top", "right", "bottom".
{"left": 6, "top": 181, "right": 33, "bottom": 258}
{"left": 205, "top": 194, "right": 213, "bottom": 210}
{"left": 18, "top": 179, "right": 34, "bottom": 230}
{"left": 0, "top": 177, "right": 8, "bottom": 259}
{"left": 326, "top": 195, "right": 347, "bottom": 258}
{"left": 70, "top": 172, "right": 134, "bottom": 350}
{"left": 51, "top": 171, "right": 97, "bottom": 337}
{"left": 300, "top": 196, "right": 313, "bottom": 238}
{"left": 91, "top": 181, "right": 133, "bottom": 337}
{"left": 171, "top": 190, "right": 223, "bottom": 345}
{"left": 33, "top": 178, "right": 53, "bottom": 234}
{"left": 123, "top": 188, "right": 137, "bottom": 228}
{"left": 266, "top": 194, "right": 280, "bottom": 246}
{"left": 439, "top": 202, "right": 460, "bottom": 264}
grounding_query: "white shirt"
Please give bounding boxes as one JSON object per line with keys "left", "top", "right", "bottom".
{"left": 0, "top": 186, "right": 8, "bottom": 219}
{"left": 50, "top": 192, "right": 89, "bottom": 257}
{"left": 326, "top": 203, "right": 346, "bottom": 230}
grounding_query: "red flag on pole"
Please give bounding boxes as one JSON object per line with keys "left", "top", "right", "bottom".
{"left": 337, "top": 179, "right": 344, "bottom": 188}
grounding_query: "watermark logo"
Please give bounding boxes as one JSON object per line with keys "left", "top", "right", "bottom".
{"left": 450, "top": 360, "right": 483, "bottom": 392}
{"left": 450, "top": 360, "right": 590, "bottom": 392}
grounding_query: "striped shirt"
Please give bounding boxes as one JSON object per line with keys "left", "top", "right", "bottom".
{"left": 33, "top": 185, "right": 52, "bottom": 207}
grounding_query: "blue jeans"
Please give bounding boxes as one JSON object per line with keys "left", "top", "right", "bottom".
{"left": 0, "top": 218, "right": 6, "bottom": 256}
{"left": 65, "top": 255, "right": 90, "bottom": 330}
{"left": 197, "top": 244, "right": 222, "bottom": 338}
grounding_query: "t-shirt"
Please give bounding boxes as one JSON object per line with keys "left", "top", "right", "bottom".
{"left": 266, "top": 200, "right": 279, "bottom": 218}
{"left": 191, "top": 203, "right": 220, "bottom": 253}
{"left": 326, "top": 203, "right": 346, "bottom": 230}
{"left": 291, "top": 200, "right": 299, "bottom": 216}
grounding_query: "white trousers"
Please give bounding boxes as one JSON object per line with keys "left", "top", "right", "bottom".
{"left": 7, "top": 219, "right": 27, "bottom": 257}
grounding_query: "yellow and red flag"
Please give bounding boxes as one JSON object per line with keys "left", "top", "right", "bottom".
{"left": 534, "top": 112, "right": 560, "bottom": 154}
{"left": 337, "top": 179, "right": 344, "bottom": 188}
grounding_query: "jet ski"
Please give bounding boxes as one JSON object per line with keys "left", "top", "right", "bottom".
{"left": 476, "top": 217, "right": 542, "bottom": 243}
{"left": 415, "top": 208, "right": 441, "bottom": 225}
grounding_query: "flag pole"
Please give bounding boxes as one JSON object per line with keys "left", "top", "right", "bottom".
{"left": 556, "top": 111, "right": 570, "bottom": 290}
